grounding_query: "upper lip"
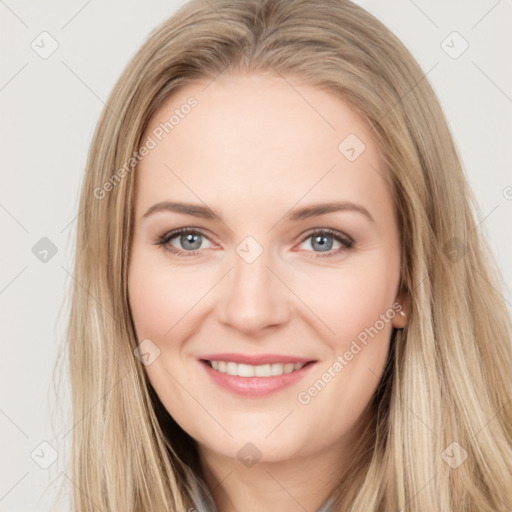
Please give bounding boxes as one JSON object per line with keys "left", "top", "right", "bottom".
{"left": 199, "top": 353, "right": 317, "bottom": 365}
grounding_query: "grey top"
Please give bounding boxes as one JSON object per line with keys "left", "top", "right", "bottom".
{"left": 191, "top": 475, "right": 335, "bottom": 512}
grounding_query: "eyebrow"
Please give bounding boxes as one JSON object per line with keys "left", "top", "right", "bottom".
{"left": 142, "top": 200, "right": 374, "bottom": 223}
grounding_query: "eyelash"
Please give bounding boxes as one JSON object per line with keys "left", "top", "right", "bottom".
{"left": 155, "top": 227, "right": 354, "bottom": 259}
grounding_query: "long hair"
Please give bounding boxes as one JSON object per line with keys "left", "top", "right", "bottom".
{"left": 59, "top": 0, "right": 512, "bottom": 510}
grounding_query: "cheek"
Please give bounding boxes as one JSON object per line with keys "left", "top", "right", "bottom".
{"left": 128, "top": 252, "right": 212, "bottom": 439}
{"left": 294, "top": 255, "right": 399, "bottom": 346}
{"left": 128, "top": 249, "right": 208, "bottom": 341}
{"left": 128, "top": 269, "right": 173, "bottom": 341}
{"left": 292, "top": 256, "right": 399, "bottom": 432}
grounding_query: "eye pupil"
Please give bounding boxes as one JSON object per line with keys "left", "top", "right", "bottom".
{"left": 181, "top": 233, "right": 202, "bottom": 250}
{"left": 312, "top": 234, "right": 333, "bottom": 252}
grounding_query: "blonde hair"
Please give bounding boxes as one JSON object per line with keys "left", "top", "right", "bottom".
{"left": 58, "top": 0, "right": 512, "bottom": 510}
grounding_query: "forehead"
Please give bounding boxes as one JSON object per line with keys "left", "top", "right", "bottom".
{"left": 136, "top": 72, "right": 391, "bottom": 218}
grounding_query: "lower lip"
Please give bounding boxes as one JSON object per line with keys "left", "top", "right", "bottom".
{"left": 199, "top": 360, "right": 317, "bottom": 397}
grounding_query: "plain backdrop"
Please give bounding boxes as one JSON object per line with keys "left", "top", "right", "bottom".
{"left": 1, "top": 1, "right": 511, "bottom": 510}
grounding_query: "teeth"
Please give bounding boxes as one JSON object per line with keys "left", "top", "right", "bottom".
{"left": 208, "top": 360, "right": 306, "bottom": 377}
{"left": 237, "top": 363, "right": 254, "bottom": 377}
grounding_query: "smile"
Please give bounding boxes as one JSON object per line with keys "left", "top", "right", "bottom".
{"left": 198, "top": 355, "right": 317, "bottom": 397}
{"left": 205, "top": 360, "right": 308, "bottom": 377}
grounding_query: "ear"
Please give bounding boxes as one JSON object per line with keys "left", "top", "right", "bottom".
{"left": 392, "top": 290, "right": 410, "bottom": 329}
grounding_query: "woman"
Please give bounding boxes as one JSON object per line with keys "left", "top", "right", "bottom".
{"left": 64, "top": 0, "right": 512, "bottom": 510}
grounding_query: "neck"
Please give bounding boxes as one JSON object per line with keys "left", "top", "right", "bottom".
{"left": 197, "top": 408, "right": 374, "bottom": 512}
{"left": 200, "top": 445, "right": 340, "bottom": 512}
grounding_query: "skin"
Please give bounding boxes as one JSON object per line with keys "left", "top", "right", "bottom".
{"left": 128, "top": 72, "right": 408, "bottom": 512}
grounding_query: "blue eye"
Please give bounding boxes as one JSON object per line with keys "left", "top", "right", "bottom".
{"left": 156, "top": 227, "right": 354, "bottom": 258}
{"left": 298, "top": 229, "right": 354, "bottom": 258}
{"left": 157, "top": 228, "right": 213, "bottom": 257}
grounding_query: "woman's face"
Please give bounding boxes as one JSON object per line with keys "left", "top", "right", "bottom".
{"left": 128, "top": 72, "right": 406, "bottom": 465}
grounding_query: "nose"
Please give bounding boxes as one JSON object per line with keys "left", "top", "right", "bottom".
{"left": 216, "top": 248, "right": 291, "bottom": 336}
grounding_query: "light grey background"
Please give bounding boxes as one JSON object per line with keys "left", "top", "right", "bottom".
{"left": 1, "top": 1, "right": 511, "bottom": 510}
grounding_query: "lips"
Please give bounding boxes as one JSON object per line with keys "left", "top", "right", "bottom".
{"left": 198, "top": 353, "right": 318, "bottom": 397}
